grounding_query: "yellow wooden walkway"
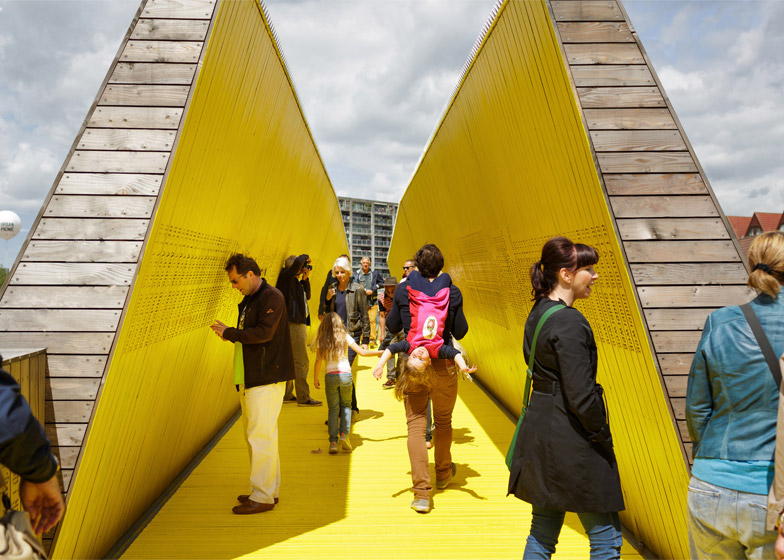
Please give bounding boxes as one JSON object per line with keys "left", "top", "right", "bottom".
{"left": 120, "top": 355, "right": 648, "bottom": 559}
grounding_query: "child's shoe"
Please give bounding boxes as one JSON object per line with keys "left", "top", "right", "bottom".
{"left": 410, "top": 498, "right": 431, "bottom": 513}
{"left": 338, "top": 433, "right": 353, "bottom": 452}
{"left": 329, "top": 441, "right": 338, "bottom": 454}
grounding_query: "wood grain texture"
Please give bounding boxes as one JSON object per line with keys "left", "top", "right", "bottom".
{"left": 78, "top": 129, "right": 176, "bottom": 151}
{"left": 0, "top": 286, "right": 128, "bottom": 309}
{"left": 630, "top": 263, "right": 749, "bottom": 285}
{"left": 625, "top": 241, "right": 741, "bottom": 263}
{"left": 46, "top": 401, "right": 95, "bottom": 424}
{"left": 67, "top": 151, "right": 169, "bottom": 173}
{"left": 131, "top": 19, "right": 210, "bottom": 41}
{"left": 45, "top": 423, "right": 87, "bottom": 447}
{"left": 671, "top": 398, "right": 686, "bottom": 420}
{"left": 109, "top": 63, "right": 197, "bottom": 85}
{"left": 33, "top": 218, "right": 149, "bottom": 240}
{"left": 652, "top": 331, "right": 703, "bottom": 354}
{"left": 0, "top": 309, "right": 121, "bottom": 332}
{"left": 658, "top": 354, "right": 695, "bottom": 375}
{"left": 0, "top": 333, "right": 113, "bottom": 354}
{"left": 610, "top": 195, "right": 718, "bottom": 218}
{"left": 578, "top": 86, "right": 665, "bottom": 108}
{"left": 56, "top": 173, "right": 162, "bottom": 196}
{"left": 141, "top": 0, "right": 216, "bottom": 19}
{"left": 584, "top": 108, "right": 676, "bottom": 130}
{"left": 47, "top": 355, "right": 107, "bottom": 378}
{"left": 638, "top": 286, "right": 753, "bottom": 307}
{"left": 88, "top": 107, "right": 183, "bottom": 129}
{"left": 598, "top": 152, "right": 697, "bottom": 173}
{"left": 45, "top": 195, "right": 156, "bottom": 218}
{"left": 591, "top": 130, "right": 686, "bottom": 152}
{"left": 663, "top": 375, "right": 687, "bottom": 398}
{"left": 616, "top": 218, "right": 729, "bottom": 240}
{"left": 571, "top": 65, "right": 655, "bottom": 87}
{"left": 604, "top": 174, "right": 707, "bottom": 195}
{"left": 52, "top": 447, "right": 80, "bottom": 469}
{"left": 565, "top": 44, "right": 644, "bottom": 65}
{"left": 22, "top": 241, "right": 142, "bottom": 262}
{"left": 99, "top": 85, "right": 190, "bottom": 107}
{"left": 644, "top": 308, "right": 714, "bottom": 330}
{"left": 10, "top": 263, "right": 136, "bottom": 285}
{"left": 121, "top": 41, "right": 202, "bottom": 63}
{"left": 47, "top": 378, "right": 101, "bottom": 401}
{"left": 552, "top": 0, "right": 624, "bottom": 21}
{"left": 557, "top": 22, "right": 634, "bottom": 43}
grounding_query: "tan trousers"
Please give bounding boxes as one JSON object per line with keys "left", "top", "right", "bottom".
{"left": 403, "top": 359, "right": 458, "bottom": 499}
{"left": 368, "top": 304, "right": 378, "bottom": 343}
{"left": 239, "top": 381, "right": 285, "bottom": 504}
{"left": 284, "top": 322, "right": 310, "bottom": 402}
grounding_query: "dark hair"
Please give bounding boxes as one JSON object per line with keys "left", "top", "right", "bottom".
{"left": 225, "top": 253, "right": 261, "bottom": 276}
{"left": 415, "top": 244, "right": 444, "bottom": 279}
{"left": 531, "top": 237, "right": 599, "bottom": 301}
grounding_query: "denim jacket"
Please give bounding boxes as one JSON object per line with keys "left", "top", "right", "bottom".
{"left": 687, "top": 293, "right": 784, "bottom": 462}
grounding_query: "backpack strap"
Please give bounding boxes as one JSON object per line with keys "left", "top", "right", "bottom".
{"left": 740, "top": 303, "right": 782, "bottom": 388}
{"left": 522, "top": 303, "right": 566, "bottom": 413}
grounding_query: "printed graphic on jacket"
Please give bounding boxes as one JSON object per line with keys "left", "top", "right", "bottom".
{"left": 406, "top": 284, "right": 450, "bottom": 358}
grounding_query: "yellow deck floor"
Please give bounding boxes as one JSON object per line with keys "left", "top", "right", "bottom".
{"left": 121, "top": 354, "right": 648, "bottom": 559}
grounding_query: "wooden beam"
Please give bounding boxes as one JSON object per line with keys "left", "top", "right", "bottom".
{"left": 45, "top": 195, "right": 156, "bottom": 218}
{"left": 604, "top": 173, "right": 707, "bottom": 195}
{"left": 577, "top": 86, "right": 665, "bottom": 108}
{"left": 0, "top": 286, "right": 128, "bottom": 309}
{"left": 630, "top": 263, "right": 748, "bottom": 285}
{"left": 571, "top": 65, "right": 655, "bottom": 87}
{"left": 652, "top": 331, "right": 703, "bottom": 354}
{"left": 98, "top": 85, "right": 189, "bottom": 107}
{"left": 56, "top": 173, "right": 163, "bottom": 196}
{"left": 584, "top": 108, "right": 676, "bottom": 130}
{"left": 121, "top": 41, "right": 202, "bottom": 64}
{"left": 557, "top": 22, "right": 634, "bottom": 43}
{"left": 22, "top": 241, "right": 142, "bottom": 262}
{"left": 565, "top": 44, "right": 644, "bottom": 65}
{"left": 638, "top": 286, "right": 753, "bottom": 307}
{"left": 0, "top": 333, "right": 114, "bottom": 354}
{"left": 611, "top": 196, "right": 718, "bottom": 218}
{"left": 0, "top": 310, "right": 121, "bottom": 332}
{"left": 46, "top": 400, "right": 95, "bottom": 423}
{"left": 78, "top": 129, "right": 176, "bottom": 151}
{"left": 598, "top": 152, "right": 697, "bottom": 173}
{"left": 45, "top": 423, "right": 87, "bottom": 447}
{"left": 552, "top": 1, "right": 624, "bottom": 21}
{"left": 625, "top": 241, "right": 741, "bottom": 263}
{"left": 33, "top": 218, "right": 149, "bottom": 240}
{"left": 109, "top": 63, "right": 197, "bottom": 85}
{"left": 644, "top": 308, "right": 714, "bottom": 330}
{"left": 10, "top": 263, "right": 136, "bottom": 285}
{"left": 591, "top": 130, "right": 686, "bottom": 152}
{"left": 658, "top": 354, "right": 695, "bottom": 375}
{"left": 47, "top": 378, "right": 101, "bottom": 401}
{"left": 88, "top": 107, "right": 183, "bottom": 129}
{"left": 141, "top": 0, "right": 216, "bottom": 19}
{"left": 616, "top": 218, "right": 728, "bottom": 240}
{"left": 131, "top": 19, "right": 210, "bottom": 41}
{"left": 47, "top": 355, "right": 107, "bottom": 378}
{"left": 663, "top": 375, "right": 687, "bottom": 398}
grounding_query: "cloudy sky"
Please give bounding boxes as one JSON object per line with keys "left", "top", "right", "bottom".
{"left": 0, "top": 0, "right": 782, "bottom": 267}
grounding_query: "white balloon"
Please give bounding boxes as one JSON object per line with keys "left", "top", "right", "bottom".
{"left": 0, "top": 211, "right": 21, "bottom": 241}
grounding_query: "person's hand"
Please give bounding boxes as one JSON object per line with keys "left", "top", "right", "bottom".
{"left": 459, "top": 364, "right": 477, "bottom": 382}
{"left": 211, "top": 320, "right": 228, "bottom": 340}
{"left": 314, "top": 376, "right": 320, "bottom": 390}
{"left": 327, "top": 286, "right": 336, "bottom": 300}
{"left": 372, "top": 365, "right": 384, "bottom": 380}
{"left": 365, "top": 289, "right": 373, "bottom": 296}
{"left": 777, "top": 525, "right": 784, "bottom": 560}
{"left": 20, "top": 476, "right": 64, "bottom": 535}
{"left": 318, "top": 314, "right": 324, "bottom": 321}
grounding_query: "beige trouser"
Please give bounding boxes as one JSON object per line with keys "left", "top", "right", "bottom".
{"left": 284, "top": 322, "right": 310, "bottom": 402}
{"left": 239, "top": 381, "right": 285, "bottom": 504}
{"left": 368, "top": 304, "right": 378, "bottom": 343}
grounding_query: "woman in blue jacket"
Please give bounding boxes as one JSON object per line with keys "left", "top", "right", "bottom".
{"left": 686, "top": 231, "right": 784, "bottom": 559}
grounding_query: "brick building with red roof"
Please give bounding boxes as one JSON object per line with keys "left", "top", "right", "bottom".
{"left": 727, "top": 211, "right": 784, "bottom": 255}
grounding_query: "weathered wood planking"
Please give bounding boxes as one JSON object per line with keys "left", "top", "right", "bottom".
{"left": 659, "top": 354, "right": 695, "bottom": 375}
{"left": 46, "top": 423, "right": 87, "bottom": 447}
{"left": 0, "top": 333, "right": 113, "bottom": 354}
{"left": 557, "top": 22, "right": 634, "bottom": 43}
{"left": 625, "top": 241, "right": 741, "bottom": 263}
{"left": 578, "top": 86, "right": 665, "bottom": 108}
{"left": 121, "top": 41, "right": 202, "bottom": 64}
{"left": 22, "top": 241, "right": 142, "bottom": 262}
{"left": 89, "top": 107, "right": 182, "bottom": 129}
{"left": 652, "top": 331, "right": 703, "bottom": 354}
{"left": 0, "top": 286, "right": 128, "bottom": 309}
{"left": 571, "top": 65, "right": 654, "bottom": 87}
{"left": 131, "top": 19, "right": 210, "bottom": 41}
{"left": 551, "top": 0, "right": 624, "bottom": 21}
{"left": 51, "top": 447, "right": 80, "bottom": 469}
{"left": 11, "top": 263, "right": 136, "bottom": 285}
{"left": 109, "top": 63, "right": 197, "bottom": 85}
{"left": 141, "top": 0, "right": 216, "bottom": 19}
{"left": 671, "top": 398, "right": 686, "bottom": 420}
{"left": 78, "top": 129, "right": 176, "bottom": 151}
{"left": 677, "top": 420, "right": 692, "bottom": 444}
{"left": 67, "top": 151, "right": 169, "bottom": 173}
{"left": 99, "top": 85, "right": 189, "bottom": 107}
{"left": 564, "top": 44, "right": 644, "bottom": 65}
{"left": 644, "top": 308, "right": 714, "bottom": 331}
{"left": 56, "top": 173, "right": 162, "bottom": 196}
{"left": 616, "top": 218, "right": 728, "bottom": 240}
{"left": 598, "top": 152, "right": 697, "bottom": 173}
{"left": 0, "top": 310, "right": 121, "bottom": 332}
{"left": 630, "top": 263, "right": 748, "bottom": 285}
{"left": 45, "top": 196, "right": 156, "bottom": 218}
{"left": 584, "top": 108, "right": 676, "bottom": 130}
{"left": 46, "top": 401, "right": 94, "bottom": 424}
{"left": 611, "top": 196, "right": 718, "bottom": 218}
{"left": 33, "top": 218, "right": 149, "bottom": 240}
{"left": 47, "top": 355, "right": 107, "bottom": 378}
{"left": 663, "top": 375, "right": 687, "bottom": 398}
{"left": 591, "top": 130, "right": 687, "bottom": 152}
{"left": 47, "top": 379, "right": 101, "bottom": 401}
{"left": 638, "top": 286, "right": 753, "bottom": 307}
{"left": 604, "top": 174, "right": 707, "bottom": 195}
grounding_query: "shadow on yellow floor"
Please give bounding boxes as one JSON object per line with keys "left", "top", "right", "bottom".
{"left": 121, "top": 355, "right": 649, "bottom": 559}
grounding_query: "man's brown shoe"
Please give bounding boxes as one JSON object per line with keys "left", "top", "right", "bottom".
{"left": 232, "top": 499, "right": 275, "bottom": 514}
{"left": 237, "top": 494, "right": 278, "bottom": 504}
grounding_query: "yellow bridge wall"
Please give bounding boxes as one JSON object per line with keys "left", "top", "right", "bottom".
{"left": 389, "top": 1, "right": 689, "bottom": 557}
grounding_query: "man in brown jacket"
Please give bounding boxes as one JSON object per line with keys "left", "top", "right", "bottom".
{"left": 211, "top": 254, "right": 295, "bottom": 514}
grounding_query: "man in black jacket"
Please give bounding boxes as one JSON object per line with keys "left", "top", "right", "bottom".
{"left": 0, "top": 356, "right": 64, "bottom": 534}
{"left": 276, "top": 254, "right": 320, "bottom": 407}
{"left": 211, "top": 254, "right": 295, "bottom": 514}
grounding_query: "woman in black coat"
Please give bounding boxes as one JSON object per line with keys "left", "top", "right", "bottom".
{"left": 507, "top": 237, "right": 624, "bottom": 559}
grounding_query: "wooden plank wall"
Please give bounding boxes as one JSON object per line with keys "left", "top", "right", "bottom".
{"left": 0, "top": 0, "right": 216, "bottom": 508}
{"left": 548, "top": 0, "right": 751, "bottom": 462}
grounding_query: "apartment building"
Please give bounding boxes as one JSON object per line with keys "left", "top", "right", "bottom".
{"left": 338, "top": 196, "right": 397, "bottom": 279}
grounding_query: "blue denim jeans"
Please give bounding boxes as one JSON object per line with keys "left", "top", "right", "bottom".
{"left": 325, "top": 372, "right": 353, "bottom": 442}
{"left": 524, "top": 505, "right": 622, "bottom": 559}
{"left": 687, "top": 476, "right": 775, "bottom": 560}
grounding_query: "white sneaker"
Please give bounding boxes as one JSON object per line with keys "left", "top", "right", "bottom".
{"left": 410, "top": 498, "right": 431, "bottom": 513}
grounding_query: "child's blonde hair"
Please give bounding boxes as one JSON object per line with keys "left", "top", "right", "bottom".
{"left": 314, "top": 312, "right": 348, "bottom": 362}
{"left": 748, "top": 231, "right": 784, "bottom": 298}
{"left": 394, "top": 358, "right": 434, "bottom": 401}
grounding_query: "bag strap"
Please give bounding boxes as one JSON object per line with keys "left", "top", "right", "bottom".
{"left": 740, "top": 303, "right": 782, "bottom": 388}
{"left": 522, "top": 303, "right": 566, "bottom": 413}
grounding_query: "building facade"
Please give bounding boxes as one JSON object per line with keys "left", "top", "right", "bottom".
{"left": 338, "top": 196, "right": 397, "bottom": 279}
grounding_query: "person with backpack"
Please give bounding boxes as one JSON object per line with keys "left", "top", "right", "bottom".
{"left": 507, "top": 237, "right": 623, "bottom": 559}
{"left": 384, "top": 244, "right": 469, "bottom": 514}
